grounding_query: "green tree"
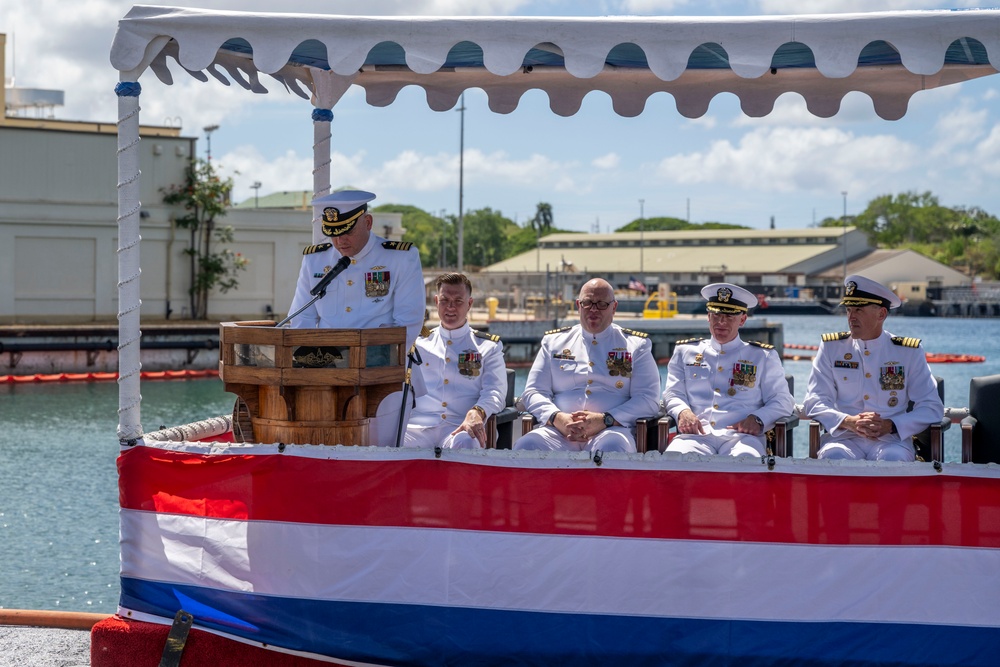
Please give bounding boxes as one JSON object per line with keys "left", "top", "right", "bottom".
{"left": 616, "top": 217, "right": 748, "bottom": 232}
{"left": 162, "top": 159, "right": 247, "bottom": 320}
{"left": 463, "top": 207, "right": 516, "bottom": 267}
{"left": 530, "top": 202, "right": 554, "bottom": 235}
{"left": 377, "top": 204, "right": 453, "bottom": 268}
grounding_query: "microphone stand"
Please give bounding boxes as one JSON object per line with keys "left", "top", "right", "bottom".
{"left": 393, "top": 343, "right": 422, "bottom": 448}
{"left": 276, "top": 256, "right": 351, "bottom": 327}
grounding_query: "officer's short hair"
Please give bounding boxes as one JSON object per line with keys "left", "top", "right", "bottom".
{"left": 435, "top": 272, "right": 473, "bottom": 296}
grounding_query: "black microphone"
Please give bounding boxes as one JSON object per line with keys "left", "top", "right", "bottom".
{"left": 310, "top": 255, "right": 351, "bottom": 296}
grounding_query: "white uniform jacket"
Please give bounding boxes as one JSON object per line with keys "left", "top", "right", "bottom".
{"left": 520, "top": 323, "right": 660, "bottom": 429}
{"left": 410, "top": 323, "right": 507, "bottom": 427}
{"left": 663, "top": 336, "right": 795, "bottom": 430}
{"left": 804, "top": 330, "right": 943, "bottom": 441}
{"left": 288, "top": 233, "right": 424, "bottom": 350}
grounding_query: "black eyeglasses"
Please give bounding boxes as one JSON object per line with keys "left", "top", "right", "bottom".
{"left": 577, "top": 299, "right": 613, "bottom": 311}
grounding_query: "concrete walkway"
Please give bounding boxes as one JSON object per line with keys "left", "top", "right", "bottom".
{"left": 0, "top": 626, "right": 90, "bottom": 666}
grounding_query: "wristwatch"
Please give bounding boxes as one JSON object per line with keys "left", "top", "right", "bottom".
{"left": 603, "top": 412, "right": 615, "bottom": 428}
{"left": 750, "top": 414, "right": 764, "bottom": 431}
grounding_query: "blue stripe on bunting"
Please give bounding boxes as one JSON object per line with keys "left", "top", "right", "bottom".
{"left": 121, "top": 577, "right": 999, "bottom": 667}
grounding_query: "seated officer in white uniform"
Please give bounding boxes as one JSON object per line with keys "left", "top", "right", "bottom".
{"left": 287, "top": 190, "right": 424, "bottom": 352}
{"left": 403, "top": 273, "right": 507, "bottom": 449}
{"left": 514, "top": 278, "right": 660, "bottom": 454}
{"left": 663, "top": 283, "right": 795, "bottom": 457}
{"left": 804, "top": 275, "right": 943, "bottom": 461}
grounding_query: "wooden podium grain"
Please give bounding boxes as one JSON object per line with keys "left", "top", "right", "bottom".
{"left": 219, "top": 321, "right": 406, "bottom": 445}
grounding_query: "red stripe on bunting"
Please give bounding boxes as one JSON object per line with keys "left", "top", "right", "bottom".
{"left": 118, "top": 447, "right": 1000, "bottom": 548}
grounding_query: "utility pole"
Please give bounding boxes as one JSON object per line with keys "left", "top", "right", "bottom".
{"left": 457, "top": 93, "right": 466, "bottom": 272}
{"left": 842, "top": 191, "right": 848, "bottom": 293}
{"left": 639, "top": 199, "right": 645, "bottom": 274}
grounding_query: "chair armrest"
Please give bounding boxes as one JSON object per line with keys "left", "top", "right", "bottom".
{"left": 657, "top": 415, "right": 676, "bottom": 453}
{"left": 486, "top": 406, "right": 521, "bottom": 449}
{"left": 808, "top": 421, "right": 822, "bottom": 458}
{"left": 521, "top": 413, "right": 538, "bottom": 437}
{"left": 960, "top": 416, "right": 977, "bottom": 463}
{"left": 634, "top": 414, "right": 663, "bottom": 454}
{"left": 772, "top": 414, "right": 799, "bottom": 458}
{"left": 493, "top": 406, "right": 521, "bottom": 425}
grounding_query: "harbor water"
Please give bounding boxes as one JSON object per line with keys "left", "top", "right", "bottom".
{"left": 1, "top": 314, "right": 998, "bottom": 614}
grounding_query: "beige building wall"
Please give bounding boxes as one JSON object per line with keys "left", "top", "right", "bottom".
{"left": 0, "top": 124, "right": 410, "bottom": 323}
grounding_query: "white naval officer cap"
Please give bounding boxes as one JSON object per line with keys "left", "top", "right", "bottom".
{"left": 841, "top": 274, "right": 901, "bottom": 309}
{"left": 312, "top": 190, "right": 376, "bottom": 237}
{"left": 701, "top": 283, "right": 758, "bottom": 314}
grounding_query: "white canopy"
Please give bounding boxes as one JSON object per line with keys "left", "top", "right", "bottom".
{"left": 112, "top": 6, "right": 1000, "bottom": 120}
{"left": 110, "top": 6, "right": 1000, "bottom": 441}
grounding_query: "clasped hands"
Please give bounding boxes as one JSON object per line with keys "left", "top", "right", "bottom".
{"left": 552, "top": 410, "right": 609, "bottom": 442}
{"left": 845, "top": 412, "right": 893, "bottom": 440}
{"left": 676, "top": 409, "right": 763, "bottom": 436}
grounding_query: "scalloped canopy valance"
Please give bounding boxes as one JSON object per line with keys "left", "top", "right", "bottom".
{"left": 111, "top": 6, "right": 1000, "bottom": 120}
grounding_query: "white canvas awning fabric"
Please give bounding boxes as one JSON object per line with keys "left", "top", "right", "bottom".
{"left": 111, "top": 5, "right": 1000, "bottom": 120}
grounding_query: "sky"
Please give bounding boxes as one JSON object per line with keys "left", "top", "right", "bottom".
{"left": 4, "top": 0, "right": 1000, "bottom": 233}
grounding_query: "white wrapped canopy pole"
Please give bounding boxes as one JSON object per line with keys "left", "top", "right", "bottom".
{"left": 115, "top": 80, "right": 144, "bottom": 443}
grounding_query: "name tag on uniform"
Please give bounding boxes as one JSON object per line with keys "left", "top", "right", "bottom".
{"left": 835, "top": 360, "right": 859, "bottom": 369}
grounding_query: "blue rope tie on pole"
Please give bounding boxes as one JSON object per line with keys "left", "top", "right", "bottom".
{"left": 115, "top": 82, "right": 142, "bottom": 97}
{"left": 312, "top": 108, "right": 334, "bottom": 122}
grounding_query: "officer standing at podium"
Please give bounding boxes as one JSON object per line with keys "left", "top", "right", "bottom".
{"left": 288, "top": 190, "right": 424, "bottom": 352}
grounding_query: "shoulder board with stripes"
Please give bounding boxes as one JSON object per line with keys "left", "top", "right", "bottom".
{"left": 821, "top": 331, "right": 851, "bottom": 342}
{"left": 545, "top": 326, "right": 573, "bottom": 336}
{"left": 302, "top": 243, "right": 332, "bottom": 255}
{"left": 381, "top": 241, "right": 413, "bottom": 251}
{"left": 674, "top": 338, "right": 705, "bottom": 346}
{"left": 474, "top": 330, "right": 501, "bottom": 343}
{"left": 747, "top": 340, "right": 775, "bottom": 350}
{"left": 891, "top": 335, "right": 922, "bottom": 348}
{"left": 621, "top": 328, "right": 649, "bottom": 338}
{"left": 419, "top": 326, "right": 432, "bottom": 338}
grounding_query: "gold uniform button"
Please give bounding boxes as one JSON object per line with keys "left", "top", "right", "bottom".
{"left": 589, "top": 362, "right": 595, "bottom": 367}
{"left": 714, "top": 404, "right": 719, "bottom": 409}
{"left": 710, "top": 420, "right": 716, "bottom": 426}
{"left": 346, "top": 280, "right": 353, "bottom": 286}
{"left": 843, "top": 376, "right": 848, "bottom": 381}
{"left": 591, "top": 339, "right": 598, "bottom": 345}
{"left": 718, "top": 366, "right": 724, "bottom": 371}
{"left": 864, "top": 394, "right": 870, "bottom": 400}
{"left": 442, "top": 402, "right": 448, "bottom": 407}
{"left": 351, "top": 259, "right": 357, "bottom": 265}
{"left": 585, "top": 390, "right": 592, "bottom": 396}
{"left": 864, "top": 350, "right": 870, "bottom": 356}
{"left": 444, "top": 379, "right": 449, "bottom": 385}
{"left": 345, "top": 307, "right": 352, "bottom": 312}
{"left": 714, "top": 387, "right": 720, "bottom": 393}
{"left": 446, "top": 358, "right": 451, "bottom": 363}
{"left": 447, "top": 340, "right": 452, "bottom": 346}
{"left": 865, "top": 373, "right": 871, "bottom": 378}
{"left": 441, "top": 414, "right": 447, "bottom": 420}
{"left": 587, "top": 379, "right": 593, "bottom": 385}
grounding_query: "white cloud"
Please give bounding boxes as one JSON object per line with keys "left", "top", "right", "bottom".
{"left": 929, "top": 102, "right": 988, "bottom": 158}
{"left": 591, "top": 152, "right": 620, "bottom": 169}
{"left": 755, "top": 0, "right": 983, "bottom": 14}
{"left": 654, "top": 126, "right": 917, "bottom": 196}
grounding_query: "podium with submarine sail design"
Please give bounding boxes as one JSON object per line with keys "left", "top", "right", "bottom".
{"left": 219, "top": 321, "right": 405, "bottom": 445}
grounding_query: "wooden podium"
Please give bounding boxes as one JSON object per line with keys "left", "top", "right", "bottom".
{"left": 219, "top": 321, "right": 406, "bottom": 446}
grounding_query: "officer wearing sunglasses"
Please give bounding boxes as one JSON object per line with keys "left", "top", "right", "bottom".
{"left": 515, "top": 278, "right": 660, "bottom": 453}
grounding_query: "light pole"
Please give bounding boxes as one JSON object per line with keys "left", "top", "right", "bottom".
{"left": 203, "top": 124, "right": 219, "bottom": 162}
{"left": 457, "top": 92, "right": 466, "bottom": 272}
{"left": 639, "top": 198, "right": 645, "bottom": 274}
{"left": 251, "top": 181, "right": 261, "bottom": 208}
{"left": 841, "top": 191, "right": 848, "bottom": 294}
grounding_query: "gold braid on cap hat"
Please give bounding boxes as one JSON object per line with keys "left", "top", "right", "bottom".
{"left": 321, "top": 205, "right": 367, "bottom": 237}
